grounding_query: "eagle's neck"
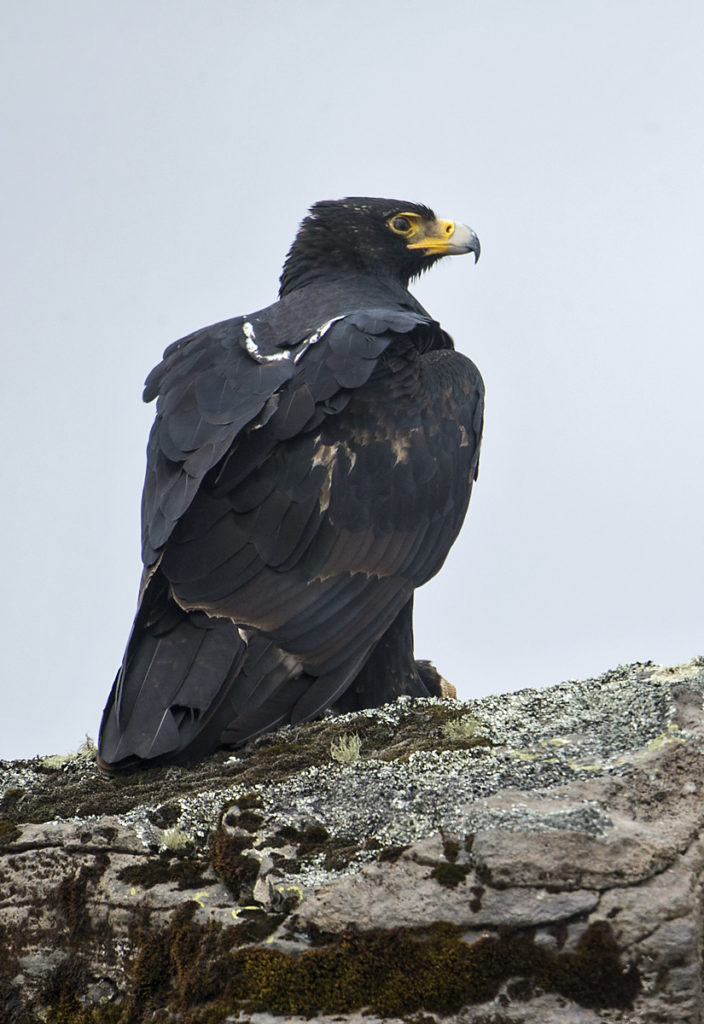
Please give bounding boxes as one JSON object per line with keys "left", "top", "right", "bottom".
{"left": 278, "top": 227, "right": 410, "bottom": 298}
{"left": 279, "top": 256, "right": 409, "bottom": 298}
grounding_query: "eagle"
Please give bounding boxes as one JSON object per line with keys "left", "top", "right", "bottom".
{"left": 97, "top": 197, "right": 483, "bottom": 772}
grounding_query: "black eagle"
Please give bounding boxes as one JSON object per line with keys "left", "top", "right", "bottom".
{"left": 98, "top": 197, "right": 484, "bottom": 771}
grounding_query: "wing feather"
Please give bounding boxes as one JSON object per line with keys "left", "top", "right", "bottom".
{"left": 101, "top": 293, "right": 484, "bottom": 769}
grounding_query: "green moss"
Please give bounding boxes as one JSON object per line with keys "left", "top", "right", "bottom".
{"left": 431, "top": 862, "right": 470, "bottom": 888}
{"left": 128, "top": 916, "right": 178, "bottom": 1006}
{"left": 117, "top": 851, "right": 209, "bottom": 890}
{"left": 18, "top": 894, "right": 639, "bottom": 1023}
{"left": 125, "top": 902, "right": 242, "bottom": 1019}
{"left": 442, "top": 838, "right": 460, "bottom": 862}
{"left": 230, "top": 910, "right": 285, "bottom": 946}
{"left": 0, "top": 817, "right": 21, "bottom": 846}
{"left": 107, "top": 910, "right": 639, "bottom": 1020}
{"left": 269, "top": 824, "right": 300, "bottom": 844}
{"left": 469, "top": 885, "right": 484, "bottom": 912}
{"left": 231, "top": 737, "right": 311, "bottom": 787}
{"left": 234, "top": 792, "right": 264, "bottom": 810}
{"left": 378, "top": 844, "right": 409, "bottom": 863}
{"left": 231, "top": 810, "right": 265, "bottom": 833}
{"left": 295, "top": 824, "right": 330, "bottom": 855}
{"left": 208, "top": 829, "right": 259, "bottom": 898}
{"left": 0, "top": 921, "right": 33, "bottom": 1024}
{"left": 269, "top": 853, "right": 300, "bottom": 874}
{"left": 428, "top": 837, "right": 471, "bottom": 887}
{"left": 55, "top": 853, "right": 110, "bottom": 943}
{"left": 218, "top": 699, "right": 492, "bottom": 793}
{"left": 0, "top": 787, "right": 24, "bottom": 813}
{"left": 264, "top": 822, "right": 365, "bottom": 872}
{"left": 323, "top": 840, "right": 366, "bottom": 871}
{"left": 0, "top": 749, "right": 236, "bottom": 827}
{"left": 39, "top": 949, "right": 122, "bottom": 1023}
{"left": 362, "top": 704, "right": 492, "bottom": 762}
{"left": 0, "top": 699, "right": 494, "bottom": 830}
{"left": 41, "top": 954, "right": 88, "bottom": 1023}
{"left": 146, "top": 801, "right": 181, "bottom": 829}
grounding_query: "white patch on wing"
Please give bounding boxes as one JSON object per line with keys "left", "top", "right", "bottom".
{"left": 243, "top": 315, "right": 346, "bottom": 365}
{"left": 242, "top": 321, "right": 257, "bottom": 353}
{"left": 242, "top": 321, "right": 292, "bottom": 364}
{"left": 292, "top": 315, "right": 347, "bottom": 363}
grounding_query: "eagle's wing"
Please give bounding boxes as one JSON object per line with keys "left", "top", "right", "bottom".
{"left": 140, "top": 309, "right": 436, "bottom": 562}
{"left": 99, "top": 310, "right": 483, "bottom": 768}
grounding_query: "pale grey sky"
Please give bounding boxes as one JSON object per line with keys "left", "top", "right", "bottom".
{"left": 2, "top": 1, "right": 702, "bottom": 759}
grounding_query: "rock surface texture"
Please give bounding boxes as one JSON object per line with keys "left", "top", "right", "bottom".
{"left": 2, "top": 658, "right": 704, "bottom": 1023}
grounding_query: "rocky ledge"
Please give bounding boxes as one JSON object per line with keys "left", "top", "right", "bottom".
{"left": 2, "top": 658, "right": 704, "bottom": 1024}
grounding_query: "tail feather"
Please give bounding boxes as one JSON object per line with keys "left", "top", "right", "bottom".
{"left": 99, "top": 607, "right": 247, "bottom": 770}
{"left": 99, "top": 570, "right": 333, "bottom": 771}
{"left": 99, "top": 569, "right": 246, "bottom": 769}
{"left": 98, "top": 582, "right": 437, "bottom": 773}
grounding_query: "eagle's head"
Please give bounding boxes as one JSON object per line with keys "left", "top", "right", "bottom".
{"left": 279, "top": 197, "right": 480, "bottom": 297}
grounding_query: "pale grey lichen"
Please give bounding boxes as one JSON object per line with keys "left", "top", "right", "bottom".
{"left": 330, "top": 733, "right": 362, "bottom": 763}
{"left": 440, "top": 715, "right": 483, "bottom": 742}
{"left": 161, "top": 827, "right": 193, "bottom": 851}
{"left": 3, "top": 659, "right": 704, "bottom": 896}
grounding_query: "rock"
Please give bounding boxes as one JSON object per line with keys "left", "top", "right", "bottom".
{"left": 1, "top": 657, "right": 704, "bottom": 1022}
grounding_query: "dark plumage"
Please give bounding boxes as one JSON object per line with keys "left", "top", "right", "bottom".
{"left": 98, "top": 197, "right": 484, "bottom": 771}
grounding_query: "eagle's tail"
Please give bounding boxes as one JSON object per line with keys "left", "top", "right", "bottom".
{"left": 98, "top": 568, "right": 304, "bottom": 771}
{"left": 97, "top": 582, "right": 450, "bottom": 773}
{"left": 97, "top": 572, "right": 242, "bottom": 771}
{"left": 98, "top": 569, "right": 355, "bottom": 772}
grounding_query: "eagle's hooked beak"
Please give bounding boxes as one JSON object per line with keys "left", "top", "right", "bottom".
{"left": 406, "top": 219, "right": 481, "bottom": 262}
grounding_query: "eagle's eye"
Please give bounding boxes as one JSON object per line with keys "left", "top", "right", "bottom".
{"left": 389, "top": 216, "right": 412, "bottom": 234}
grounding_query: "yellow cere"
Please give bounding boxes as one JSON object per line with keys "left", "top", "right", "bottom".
{"left": 387, "top": 213, "right": 459, "bottom": 252}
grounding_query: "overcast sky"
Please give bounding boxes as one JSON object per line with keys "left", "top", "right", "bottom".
{"left": 2, "top": 1, "right": 702, "bottom": 760}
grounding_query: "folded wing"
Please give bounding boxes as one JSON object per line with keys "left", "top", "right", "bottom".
{"left": 99, "top": 307, "right": 483, "bottom": 769}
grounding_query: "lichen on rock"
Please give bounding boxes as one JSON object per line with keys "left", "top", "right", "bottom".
{"left": 1, "top": 657, "right": 704, "bottom": 1022}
